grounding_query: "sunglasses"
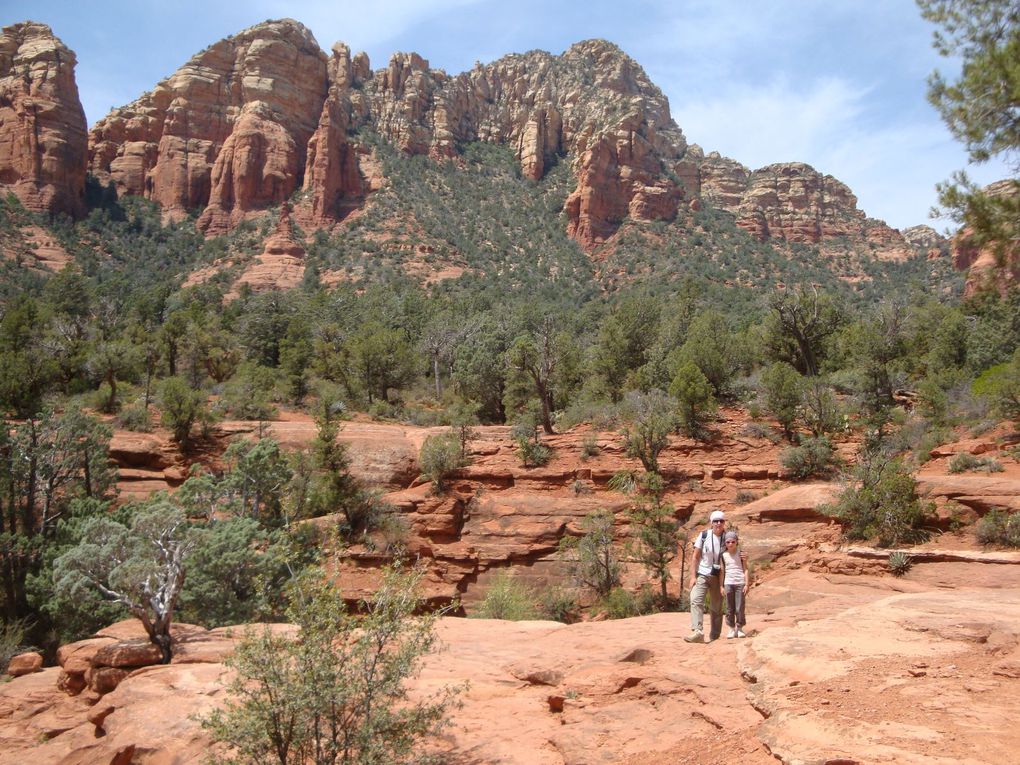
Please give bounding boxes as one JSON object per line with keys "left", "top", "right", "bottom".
{"left": 711, "top": 520, "right": 725, "bottom": 524}
{"left": 725, "top": 540, "right": 737, "bottom": 544}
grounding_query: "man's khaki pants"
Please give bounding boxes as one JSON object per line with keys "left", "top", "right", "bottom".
{"left": 690, "top": 572, "right": 723, "bottom": 640}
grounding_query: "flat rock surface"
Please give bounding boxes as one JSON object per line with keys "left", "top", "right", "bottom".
{"left": 6, "top": 564, "right": 1020, "bottom": 764}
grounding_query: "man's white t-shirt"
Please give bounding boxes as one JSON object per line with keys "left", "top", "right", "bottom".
{"left": 694, "top": 530, "right": 723, "bottom": 575}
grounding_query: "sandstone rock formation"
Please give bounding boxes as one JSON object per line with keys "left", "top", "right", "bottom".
{"left": 87, "top": 26, "right": 693, "bottom": 249}
{"left": 902, "top": 223, "right": 946, "bottom": 251}
{"left": 0, "top": 22, "right": 86, "bottom": 217}
{"left": 82, "top": 20, "right": 927, "bottom": 261}
{"left": 5, "top": 559, "right": 1020, "bottom": 764}
{"left": 230, "top": 202, "right": 306, "bottom": 296}
{"left": 699, "top": 153, "right": 914, "bottom": 257}
{"left": 951, "top": 179, "right": 1020, "bottom": 296}
{"left": 88, "top": 19, "right": 327, "bottom": 232}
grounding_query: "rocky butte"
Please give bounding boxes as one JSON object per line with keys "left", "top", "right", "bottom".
{"left": 0, "top": 22, "right": 87, "bottom": 218}
{"left": 0, "top": 17, "right": 916, "bottom": 265}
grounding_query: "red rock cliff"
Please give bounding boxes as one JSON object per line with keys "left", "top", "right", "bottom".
{"left": 89, "top": 30, "right": 694, "bottom": 250}
{"left": 88, "top": 19, "right": 327, "bottom": 233}
{"left": 0, "top": 22, "right": 87, "bottom": 217}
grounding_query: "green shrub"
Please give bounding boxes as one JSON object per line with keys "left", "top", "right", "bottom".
{"left": 0, "top": 617, "right": 30, "bottom": 673}
{"left": 599, "top": 586, "right": 658, "bottom": 619}
{"left": 538, "top": 587, "right": 579, "bottom": 623}
{"left": 158, "top": 376, "right": 207, "bottom": 450}
{"left": 734, "top": 490, "right": 759, "bottom": 505}
{"left": 824, "top": 455, "right": 932, "bottom": 547}
{"left": 976, "top": 509, "right": 1020, "bottom": 547}
{"left": 474, "top": 571, "right": 540, "bottom": 620}
{"left": 670, "top": 361, "right": 717, "bottom": 440}
{"left": 948, "top": 453, "right": 1004, "bottom": 474}
{"left": 202, "top": 566, "right": 461, "bottom": 765}
{"left": 512, "top": 418, "right": 552, "bottom": 467}
{"left": 559, "top": 399, "right": 622, "bottom": 431}
{"left": 887, "top": 551, "right": 912, "bottom": 576}
{"left": 419, "top": 431, "right": 465, "bottom": 491}
{"left": 600, "top": 587, "right": 638, "bottom": 619}
{"left": 116, "top": 402, "right": 153, "bottom": 432}
{"left": 740, "top": 422, "right": 781, "bottom": 442}
{"left": 780, "top": 436, "right": 840, "bottom": 479}
{"left": 580, "top": 434, "right": 600, "bottom": 459}
{"left": 559, "top": 510, "right": 621, "bottom": 596}
{"left": 221, "top": 363, "right": 278, "bottom": 421}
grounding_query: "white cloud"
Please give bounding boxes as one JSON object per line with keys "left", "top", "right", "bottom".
{"left": 673, "top": 77, "right": 870, "bottom": 169}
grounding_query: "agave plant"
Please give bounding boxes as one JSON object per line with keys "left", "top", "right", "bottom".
{"left": 888, "top": 550, "right": 913, "bottom": 576}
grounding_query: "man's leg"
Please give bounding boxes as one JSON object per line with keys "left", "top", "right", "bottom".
{"left": 689, "top": 575, "right": 708, "bottom": 633}
{"left": 707, "top": 575, "right": 723, "bottom": 640}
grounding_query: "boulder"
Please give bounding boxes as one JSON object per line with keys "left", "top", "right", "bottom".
{"left": 6, "top": 651, "right": 42, "bottom": 676}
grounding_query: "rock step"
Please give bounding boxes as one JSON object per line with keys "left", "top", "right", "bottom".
{"left": 844, "top": 546, "right": 1020, "bottom": 565}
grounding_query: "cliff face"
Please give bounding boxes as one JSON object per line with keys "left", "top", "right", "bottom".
{"left": 0, "top": 22, "right": 87, "bottom": 217}
{"left": 698, "top": 153, "right": 901, "bottom": 250}
{"left": 0, "top": 17, "right": 913, "bottom": 260}
{"left": 87, "top": 25, "right": 692, "bottom": 247}
{"left": 951, "top": 180, "right": 1020, "bottom": 297}
{"left": 87, "top": 19, "right": 327, "bottom": 233}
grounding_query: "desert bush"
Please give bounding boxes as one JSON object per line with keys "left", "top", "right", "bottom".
{"left": 419, "top": 431, "right": 465, "bottom": 491}
{"left": 474, "top": 571, "right": 540, "bottom": 620}
{"left": 824, "top": 454, "right": 932, "bottom": 547}
{"left": 559, "top": 398, "right": 622, "bottom": 431}
{"left": 599, "top": 586, "right": 658, "bottom": 619}
{"left": 512, "top": 421, "right": 552, "bottom": 467}
{"left": 559, "top": 510, "right": 621, "bottom": 597}
{"left": 669, "top": 361, "right": 717, "bottom": 440}
{"left": 734, "top": 490, "right": 759, "bottom": 505}
{"left": 740, "top": 421, "right": 781, "bottom": 442}
{"left": 761, "top": 361, "right": 804, "bottom": 440}
{"left": 580, "top": 434, "right": 600, "bottom": 459}
{"left": 0, "top": 618, "right": 30, "bottom": 674}
{"left": 620, "top": 389, "right": 676, "bottom": 473}
{"left": 948, "top": 453, "right": 1004, "bottom": 474}
{"left": 801, "top": 380, "right": 843, "bottom": 436}
{"left": 202, "top": 566, "right": 461, "bottom": 765}
{"left": 780, "top": 436, "right": 840, "bottom": 479}
{"left": 887, "top": 550, "right": 912, "bottom": 576}
{"left": 975, "top": 509, "right": 1020, "bottom": 547}
{"left": 116, "top": 402, "right": 153, "bottom": 432}
{"left": 158, "top": 376, "right": 207, "bottom": 451}
{"left": 221, "top": 362, "right": 277, "bottom": 421}
{"left": 538, "top": 587, "right": 579, "bottom": 623}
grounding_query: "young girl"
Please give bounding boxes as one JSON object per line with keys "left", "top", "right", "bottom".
{"left": 721, "top": 530, "right": 750, "bottom": 638}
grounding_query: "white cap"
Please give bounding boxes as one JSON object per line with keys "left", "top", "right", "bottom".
{"left": 710, "top": 510, "right": 725, "bottom": 522}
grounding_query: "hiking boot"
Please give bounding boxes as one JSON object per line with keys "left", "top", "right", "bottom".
{"left": 726, "top": 629, "right": 737, "bottom": 639}
{"left": 683, "top": 630, "right": 704, "bottom": 643}
{"left": 736, "top": 630, "right": 747, "bottom": 638}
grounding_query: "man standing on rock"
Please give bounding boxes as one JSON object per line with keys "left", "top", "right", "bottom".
{"left": 684, "top": 509, "right": 728, "bottom": 643}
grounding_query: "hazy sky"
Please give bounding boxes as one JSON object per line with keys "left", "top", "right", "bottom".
{"left": 9, "top": 0, "right": 1013, "bottom": 231}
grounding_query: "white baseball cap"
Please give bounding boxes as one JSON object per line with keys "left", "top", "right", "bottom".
{"left": 710, "top": 510, "right": 725, "bottom": 522}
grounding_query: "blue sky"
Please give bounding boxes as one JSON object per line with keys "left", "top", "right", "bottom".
{"left": 8, "top": 0, "right": 1013, "bottom": 232}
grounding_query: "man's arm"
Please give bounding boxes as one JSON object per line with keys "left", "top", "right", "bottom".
{"left": 690, "top": 548, "right": 702, "bottom": 587}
